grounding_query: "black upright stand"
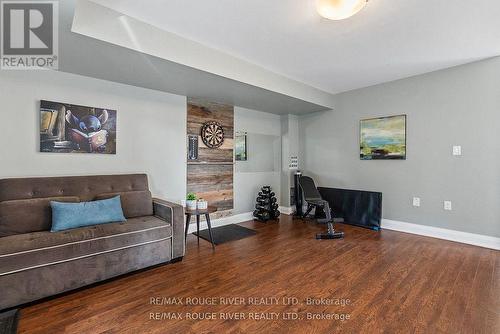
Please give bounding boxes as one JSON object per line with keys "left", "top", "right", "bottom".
{"left": 294, "top": 171, "right": 303, "bottom": 217}
{"left": 253, "top": 186, "right": 280, "bottom": 222}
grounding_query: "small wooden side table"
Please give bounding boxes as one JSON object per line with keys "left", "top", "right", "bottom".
{"left": 184, "top": 206, "right": 217, "bottom": 249}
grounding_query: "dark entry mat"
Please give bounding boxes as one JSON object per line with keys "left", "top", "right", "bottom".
{"left": 0, "top": 309, "right": 19, "bottom": 334}
{"left": 193, "top": 224, "right": 257, "bottom": 245}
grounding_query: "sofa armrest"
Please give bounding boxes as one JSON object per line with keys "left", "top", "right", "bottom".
{"left": 153, "top": 198, "right": 185, "bottom": 259}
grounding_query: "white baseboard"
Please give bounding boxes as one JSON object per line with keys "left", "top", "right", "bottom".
{"left": 279, "top": 206, "right": 295, "bottom": 215}
{"left": 382, "top": 219, "right": 500, "bottom": 250}
{"left": 187, "top": 211, "right": 254, "bottom": 233}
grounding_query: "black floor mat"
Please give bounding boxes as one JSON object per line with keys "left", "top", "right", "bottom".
{"left": 193, "top": 224, "right": 257, "bottom": 245}
{"left": 0, "top": 309, "right": 19, "bottom": 334}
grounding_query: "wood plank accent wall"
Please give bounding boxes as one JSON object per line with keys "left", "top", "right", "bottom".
{"left": 187, "top": 98, "right": 234, "bottom": 214}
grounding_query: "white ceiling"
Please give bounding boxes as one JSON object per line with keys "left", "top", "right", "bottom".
{"left": 92, "top": 0, "right": 500, "bottom": 94}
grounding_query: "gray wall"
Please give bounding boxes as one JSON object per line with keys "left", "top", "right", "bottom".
{"left": 234, "top": 107, "right": 281, "bottom": 214}
{"left": 0, "top": 70, "right": 187, "bottom": 203}
{"left": 299, "top": 57, "right": 500, "bottom": 237}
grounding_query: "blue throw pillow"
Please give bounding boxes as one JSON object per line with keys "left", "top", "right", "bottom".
{"left": 51, "top": 196, "right": 126, "bottom": 232}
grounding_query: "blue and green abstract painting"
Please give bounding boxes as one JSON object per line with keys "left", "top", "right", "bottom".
{"left": 360, "top": 115, "right": 406, "bottom": 160}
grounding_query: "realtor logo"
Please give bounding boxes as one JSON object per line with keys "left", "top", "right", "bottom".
{"left": 1, "top": 1, "right": 58, "bottom": 69}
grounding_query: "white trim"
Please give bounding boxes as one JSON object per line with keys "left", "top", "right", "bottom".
{"left": 279, "top": 206, "right": 295, "bottom": 215}
{"left": 0, "top": 237, "right": 172, "bottom": 277}
{"left": 382, "top": 219, "right": 500, "bottom": 250}
{"left": 187, "top": 212, "right": 254, "bottom": 233}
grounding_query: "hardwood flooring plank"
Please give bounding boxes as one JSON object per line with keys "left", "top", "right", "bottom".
{"left": 357, "top": 240, "right": 449, "bottom": 333}
{"left": 16, "top": 216, "right": 499, "bottom": 334}
{"left": 460, "top": 250, "right": 498, "bottom": 334}
{"left": 431, "top": 245, "right": 483, "bottom": 333}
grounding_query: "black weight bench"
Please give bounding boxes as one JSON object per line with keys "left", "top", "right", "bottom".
{"left": 298, "top": 176, "right": 344, "bottom": 240}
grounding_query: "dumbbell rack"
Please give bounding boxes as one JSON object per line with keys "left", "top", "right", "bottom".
{"left": 253, "top": 186, "right": 280, "bottom": 222}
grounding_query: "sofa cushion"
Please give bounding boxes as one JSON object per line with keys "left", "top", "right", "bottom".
{"left": 95, "top": 190, "right": 153, "bottom": 218}
{"left": 50, "top": 196, "right": 126, "bottom": 232}
{"left": 0, "top": 196, "right": 80, "bottom": 237}
{"left": 0, "top": 216, "right": 171, "bottom": 277}
{"left": 0, "top": 174, "right": 149, "bottom": 202}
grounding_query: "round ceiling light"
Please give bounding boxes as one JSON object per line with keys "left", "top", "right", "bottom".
{"left": 316, "top": 0, "right": 368, "bottom": 20}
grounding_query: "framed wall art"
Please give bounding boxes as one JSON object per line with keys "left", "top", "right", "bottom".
{"left": 360, "top": 115, "right": 406, "bottom": 160}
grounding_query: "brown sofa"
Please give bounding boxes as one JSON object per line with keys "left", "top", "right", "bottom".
{"left": 0, "top": 174, "right": 184, "bottom": 311}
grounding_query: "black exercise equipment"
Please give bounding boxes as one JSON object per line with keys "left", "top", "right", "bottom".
{"left": 253, "top": 186, "right": 280, "bottom": 222}
{"left": 293, "top": 171, "right": 303, "bottom": 216}
{"left": 317, "top": 187, "right": 382, "bottom": 231}
{"left": 298, "top": 176, "right": 344, "bottom": 240}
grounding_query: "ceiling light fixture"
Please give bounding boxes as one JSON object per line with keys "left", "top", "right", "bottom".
{"left": 316, "top": 0, "right": 368, "bottom": 20}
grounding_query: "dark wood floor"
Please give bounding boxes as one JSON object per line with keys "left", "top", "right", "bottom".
{"left": 18, "top": 215, "right": 499, "bottom": 334}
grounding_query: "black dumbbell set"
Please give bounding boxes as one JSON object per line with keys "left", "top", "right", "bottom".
{"left": 253, "top": 186, "right": 280, "bottom": 222}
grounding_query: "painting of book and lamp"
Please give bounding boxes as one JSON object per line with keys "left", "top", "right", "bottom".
{"left": 40, "top": 100, "right": 117, "bottom": 154}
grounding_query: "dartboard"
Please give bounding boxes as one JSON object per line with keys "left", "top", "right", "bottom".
{"left": 201, "top": 121, "right": 224, "bottom": 148}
